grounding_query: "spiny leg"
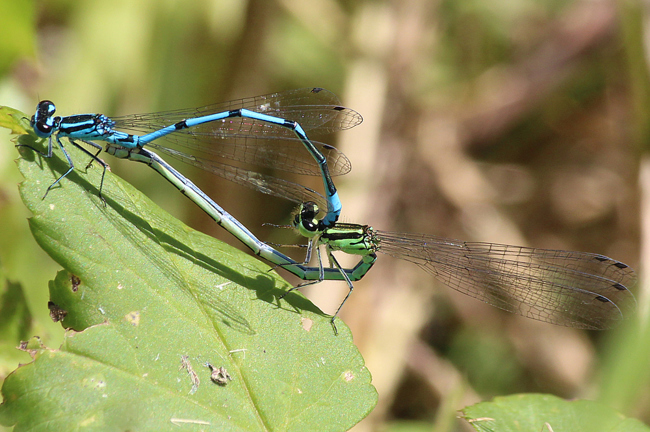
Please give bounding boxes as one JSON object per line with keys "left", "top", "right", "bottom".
{"left": 41, "top": 136, "right": 76, "bottom": 199}
{"left": 325, "top": 251, "right": 355, "bottom": 335}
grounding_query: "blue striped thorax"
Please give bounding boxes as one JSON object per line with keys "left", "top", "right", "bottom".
{"left": 30, "top": 100, "right": 117, "bottom": 141}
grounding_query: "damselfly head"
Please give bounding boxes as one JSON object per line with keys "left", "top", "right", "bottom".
{"left": 292, "top": 201, "right": 322, "bottom": 238}
{"left": 31, "top": 101, "right": 58, "bottom": 138}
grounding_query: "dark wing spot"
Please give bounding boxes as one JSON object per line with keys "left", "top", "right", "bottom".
{"left": 595, "top": 295, "right": 612, "bottom": 303}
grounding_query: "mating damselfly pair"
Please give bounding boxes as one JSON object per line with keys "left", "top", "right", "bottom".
{"left": 23, "top": 88, "right": 636, "bottom": 333}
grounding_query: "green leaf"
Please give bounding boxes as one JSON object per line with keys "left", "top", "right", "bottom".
{"left": 460, "top": 394, "right": 649, "bottom": 432}
{"left": 0, "top": 108, "right": 377, "bottom": 431}
{"left": 0, "top": 274, "right": 33, "bottom": 382}
{"left": 0, "top": 106, "right": 28, "bottom": 135}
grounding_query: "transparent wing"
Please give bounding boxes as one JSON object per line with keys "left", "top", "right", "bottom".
{"left": 113, "top": 88, "right": 359, "bottom": 176}
{"left": 113, "top": 88, "right": 362, "bottom": 132}
{"left": 143, "top": 135, "right": 350, "bottom": 177}
{"left": 151, "top": 143, "right": 327, "bottom": 211}
{"left": 376, "top": 231, "right": 636, "bottom": 329}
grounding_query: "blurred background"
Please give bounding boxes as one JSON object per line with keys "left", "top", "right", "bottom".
{"left": 1, "top": 0, "right": 649, "bottom": 430}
